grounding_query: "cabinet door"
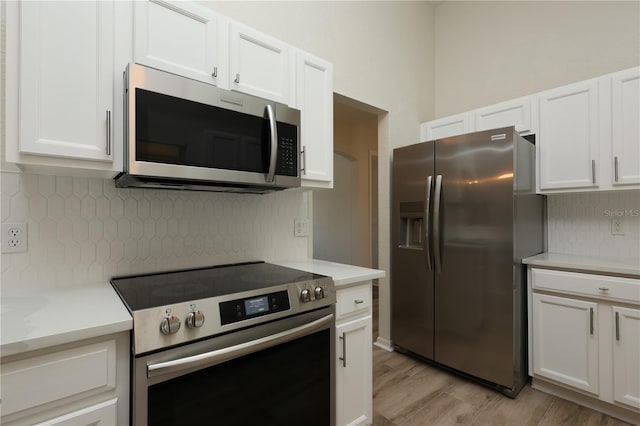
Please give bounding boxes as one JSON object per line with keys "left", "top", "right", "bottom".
{"left": 611, "top": 68, "right": 640, "bottom": 187}
{"left": 419, "top": 112, "right": 474, "bottom": 142}
{"left": 612, "top": 306, "right": 640, "bottom": 410}
{"left": 532, "top": 294, "right": 599, "bottom": 395}
{"left": 33, "top": 398, "right": 117, "bottom": 426}
{"left": 336, "top": 316, "right": 372, "bottom": 426}
{"left": 18, "top": 1, "right": 113, "bottom": 162}
{"left": 538, "top": 79, "right": 599, "bottom": 190}
{"left": 297, "top": 52, "right": 334, "bottom": 187}
{"left": 229, "top": 23, "right": 291, "bottom": 104}
{"left": 134, "top": 0, "right": 219, "bottom": 85}
{"left": 475, "top": 96, "right": 534, "bottom": 134}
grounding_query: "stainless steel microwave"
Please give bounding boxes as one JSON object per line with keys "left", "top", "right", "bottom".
{"left": 115, "top": 64, "right": 301, "bottom": 193}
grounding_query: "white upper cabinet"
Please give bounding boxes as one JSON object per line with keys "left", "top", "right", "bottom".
{"left": 229, "top": 22, "right": 292, "bottom": 104}
{"left": 610, "top": 68, "right": 640, "bottom": 187}
{"left": 421, "top": 66, "right": 639, "bottom": 194}
{"left": 296, "top": 51, "right": 334, "bottom": 188}
{"left": 419, "top": 112, "right": 474, "bottom": 141}
{"left": 134, "top": 0, "right": 219, "bottom": 85}
{"left": 5, "top": 1, "right": 129, "bottom": 176}
{"left": 537, "top": 79, "right": 600, "bottom": 191}
{"left": 475, "top": 96, "right": 535, "bottom": 135}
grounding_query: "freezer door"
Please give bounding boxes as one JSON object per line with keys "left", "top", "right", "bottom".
{"left": 433, "top": 128, "right": 516, "bottom": 388}
{"left": 391, "top": 141, "right": 435, "bottom": 359}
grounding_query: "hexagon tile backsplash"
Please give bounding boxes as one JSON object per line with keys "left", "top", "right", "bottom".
{"left": 1, "top": 172, "right": 310, "bottom": 295}
{"left": 546, "top": 191, "right": 640, "bottom": 261}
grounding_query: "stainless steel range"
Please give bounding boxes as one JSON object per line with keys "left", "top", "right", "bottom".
{"left": 111, "top": 261, "right": 336, "bottom": 426}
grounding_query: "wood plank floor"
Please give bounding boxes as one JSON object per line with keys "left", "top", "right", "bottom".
{"left": 371, "top": 287, "right": 632, "bottom": 426}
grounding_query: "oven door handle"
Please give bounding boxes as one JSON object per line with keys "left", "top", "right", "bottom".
{"left": 147, "top": 313, "right": 334, "bottom": 379}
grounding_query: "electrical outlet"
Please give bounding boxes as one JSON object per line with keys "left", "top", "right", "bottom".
{"left": 2, "top": 223, "right": 28, "bottom": 253}
{"left": 611, "top": 218, "right": 624, "bottom": 236}
{"left": 294, "top": 219, "right": 309, "bottom": 237}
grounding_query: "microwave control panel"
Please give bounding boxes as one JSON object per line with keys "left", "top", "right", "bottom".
{"left": 276, "top": 122, "right": 298, "bottom": 176}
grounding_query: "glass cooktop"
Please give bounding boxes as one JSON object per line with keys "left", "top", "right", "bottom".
{"left": 111, "top": 261, "right": 325, "bottom": 311}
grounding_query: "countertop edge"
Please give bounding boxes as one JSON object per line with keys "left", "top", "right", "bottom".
{"left": 272, "top": 259, "right": 386, "bottom": 287}
{"left": 523, "top": 253, "right": 640, "bottom": 278}
{"left": 0, "top": 319, "right": 133, "bottom": 358}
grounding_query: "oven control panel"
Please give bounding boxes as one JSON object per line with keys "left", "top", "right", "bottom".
{"left": 219, "top": 290, "right": 290, "bottom": 325}
{"left": 132, "top": 277, "right": 335, "bottom": 355}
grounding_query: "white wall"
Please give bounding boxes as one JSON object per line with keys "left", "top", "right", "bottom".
{"left": 434, "top": 1, "right": 640, "bottom": 118}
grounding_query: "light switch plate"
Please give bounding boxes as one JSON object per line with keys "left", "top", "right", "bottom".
{"left": 611, "top": 218, "right": 624, "bottom": 235}
{"left": 294, "top": 219, "right": 309, "bottom": 237}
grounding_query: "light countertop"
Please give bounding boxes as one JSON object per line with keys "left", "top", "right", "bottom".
{"left": 523, "top": 252, "right": 640, "bottom": 278}
{"left": 1, "top": 260, "right": 383, "bottom": 357}
{"left": 273, "top": 259, "right": 385, "bottom": 288}
{"left": 1, "top": 282, "right": 132, "bottom": 358}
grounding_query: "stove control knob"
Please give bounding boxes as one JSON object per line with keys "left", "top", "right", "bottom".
{"left": 160, "top": 315, "right": 181, "bottom": 335}
{"left": 186, "top": 310, "right": 205, "bottom": 328}
{"left": 314, "top": 286, "right": 325, "bottom": 300}
{"left": 300, "top": 288, "right": 311, "bottom": 303}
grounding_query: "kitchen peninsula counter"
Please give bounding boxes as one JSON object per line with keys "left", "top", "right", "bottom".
{"left": 0, "top": 282, "right": 132, "bottom": 357}
{"left": 273, "top": 259, "right": 385, "bottom": 288}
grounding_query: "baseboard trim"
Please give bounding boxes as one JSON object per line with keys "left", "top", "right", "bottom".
{"left": 374, "top": 337, "right": 393, "bottom": 352}
{"left": 531, "top": 378, "right": 640, "bottom": 425}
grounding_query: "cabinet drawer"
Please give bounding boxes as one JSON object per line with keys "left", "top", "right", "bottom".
{"left": 1, "top": 340, "right": 116, "bottom": 416}
{"left": 532, "top": 268, "right": 640, "bottom": 304}
{"left": 336, "top": 283, "right": 371, "bottom": 321}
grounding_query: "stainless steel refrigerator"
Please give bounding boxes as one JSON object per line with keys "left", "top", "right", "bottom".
{"left": 391, "top": 126, "right": 545, "bottom": 397}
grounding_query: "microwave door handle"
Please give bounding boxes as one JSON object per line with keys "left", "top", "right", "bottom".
{"left": 266, "top": 104, "right": 278, "bottom": 183}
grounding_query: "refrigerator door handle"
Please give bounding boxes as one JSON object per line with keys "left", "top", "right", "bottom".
{"left": 424, "top": 175, "right": 433, "bottom": 271}
{"left": 433, "top": 174, "right": 443, "bottom": 273}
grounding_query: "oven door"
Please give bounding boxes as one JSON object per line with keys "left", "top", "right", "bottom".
{"left": 133, "top": 306, "right": 335, "bottom": 426}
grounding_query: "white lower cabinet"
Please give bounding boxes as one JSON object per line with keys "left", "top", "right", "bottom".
{"left": 0, "top": 333, "right": 129, "bottom": 426}
{"left": 612, "top": 306, "right": 640, "bottom": 410}
{"left": 335, "top": 282, "right": 373, "bottom": 426}
{"left": 532, "top": 293, "right": 599, "bottom": 395}
{"left": 529, "top": 268, "right": 640, "bottom": 423}
{"left": 33, "top": 398, "right": 117, "bottom": 426}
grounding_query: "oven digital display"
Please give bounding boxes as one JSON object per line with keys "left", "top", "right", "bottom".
{"left": 244, "top": 296, "right": 269, "bottom": 316}
{"left": 219, "top": 290, "right": 290, "bottom": 325}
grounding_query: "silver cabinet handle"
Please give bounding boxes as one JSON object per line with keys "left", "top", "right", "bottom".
{"left": 234, "top": 73, "right": 240, "bottom": 84}
{"left": 265, "top": 104, "right": 277, "bottom": 183}
{"left": 598, "top": 287, "right": 609, "bottom": 292}
{"left": 614, "top": 156, "right": 619, "bottom": 182}
{"left": 589, "top": 307, "right": 594, "bottom": 335}
{"left": 424, "top": 176, "right": 433, "bottom": 272}
{"left": 148, "top": 314, "right": 334, "bottom": 378}
{"left": 105, "top": 110, "right": 112, "bottom": 156}
{"left": 354, "top": 299, "right": 364, "bottom": 305}
{"left": 339, "top": 332, "right": 347, "bottom": 367}
{"left": 212, "top": 67, "right": 218, "bottom": 78}
{"left": 592, "top": 159, "right": 596, "bottom": 184}
{"left": 615, "top": 311, "right": 620, "bottom": 341}
{"left": 301, "top": 145, "right": 306, "bottom": 174}
{"left": 433, "top": 175, "right": 443, "bottom": 273}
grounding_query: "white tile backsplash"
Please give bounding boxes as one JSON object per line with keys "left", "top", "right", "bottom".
{"left": 547, "top": 191, "right": 640, "bottom": 261}
{"left": 1, "top": 171, "right": 310, "bottom": 295}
